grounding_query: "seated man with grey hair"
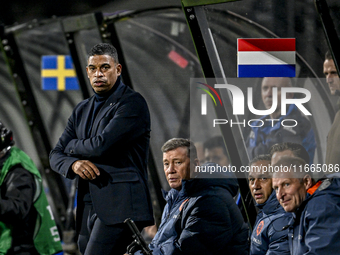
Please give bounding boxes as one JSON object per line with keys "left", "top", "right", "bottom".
{"left": 272, "top": 156, "right": 340, "bottom": 255}
{"left": 140, "top": 138, "right": 249, "bottom": 255}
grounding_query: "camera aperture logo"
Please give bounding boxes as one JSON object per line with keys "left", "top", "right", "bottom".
{"left": 196, "top": 81, "right": 312, "bottom": 129}
{"left": 197, "top": 82, "right": 223, "bottom": 115}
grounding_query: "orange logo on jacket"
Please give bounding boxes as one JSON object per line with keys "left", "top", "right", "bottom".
{"left": 256, "top": 220, "right": 264, "bottom": 236}
{"left": 179, "top": 199, "right": 189, "bottom": 212}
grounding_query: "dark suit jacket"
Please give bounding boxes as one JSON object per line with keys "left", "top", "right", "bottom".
{"left": 49, "top": 79, "right": 154, "bottom": 230}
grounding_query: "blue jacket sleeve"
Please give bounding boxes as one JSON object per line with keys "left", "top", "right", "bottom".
{"left": 266, "top": 234, "right": 290, "bottom": 255}
{"left": 302, "top": 198, "right": 340, "bottom": 254}
{"left": 49, "top": 110, "right": 80, "bottom": 179}
{"left": 266, "top": 215, "right": 290, "bottom": 255}
{"left": 171, "top": 195, "right": 233, "bottom": 255}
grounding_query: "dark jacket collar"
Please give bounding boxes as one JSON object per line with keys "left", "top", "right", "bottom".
{"left": 256, "top": 190, "right": 282, "bottom": 215}
{"left": 101, "top": 76, "right": 125, "bottom": 103}
{"left": 87, "top": 77, "right": 127, "bottom": 137}
{"left": 292, "top": 180, "right": 325, "bottom": 219}
{"left": 162, "top": 172, "right": 239, "bottom": 206}
{"left": 90, "top": 76, "right": 126, "bottom": 104}
{"left": 93, "top": 76, "right": 121, "bottom": 100}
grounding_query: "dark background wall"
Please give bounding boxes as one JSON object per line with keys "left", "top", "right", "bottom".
{"left": 1, "top": 0, "right": 181, "bottom": 26}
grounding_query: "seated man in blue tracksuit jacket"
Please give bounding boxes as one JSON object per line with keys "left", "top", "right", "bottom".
{"left": 248, "top": 154, "right": 291, "bottom": 255}
{"left": 246, "top": 77, "right": 316, "bottom": 165}
{"left": 137, "top": 138, "right": 249, "bottom": 255}
{"left": 272, "top": 156, "right": 340, "bottom": 255}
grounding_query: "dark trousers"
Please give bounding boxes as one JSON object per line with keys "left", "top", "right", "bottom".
{"left": 78, "top": 203, "right": 146, "bottom": 255}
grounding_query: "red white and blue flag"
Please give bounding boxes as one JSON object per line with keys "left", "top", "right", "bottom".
{"left": 237, "top": 38, "right": 296, "bottom": 78}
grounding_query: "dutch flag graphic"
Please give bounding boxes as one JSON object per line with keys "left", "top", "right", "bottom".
{"left": 237, "top": 38, "right": 296, "bottom": 78}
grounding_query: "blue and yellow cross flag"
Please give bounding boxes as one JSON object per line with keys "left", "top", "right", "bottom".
{"left": 41, "top": 55, "right": 79, "bottom": 91}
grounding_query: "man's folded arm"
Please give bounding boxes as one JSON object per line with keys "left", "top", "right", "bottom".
{"left": 64, "top": 96, "right": 149, "bottom": 158}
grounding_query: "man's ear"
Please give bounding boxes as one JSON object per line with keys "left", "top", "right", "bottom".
{"left": 86, "top": 66, "right": 89, "bottom": 78}
{"left": 116, "top": 64, "right": 122, "bottom": 75}
{"left": 303, "top": 174, "right": 313, "bottom": 190}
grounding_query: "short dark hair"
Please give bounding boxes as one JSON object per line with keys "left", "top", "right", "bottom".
{"left": 161, "top": 138, "right": 197, "bottom": 159}
{"left": 203, "top": 136, "right": 228, "bottom": 156}
{"left": 269, "top": 142, "right": 310, "bottom": 164}
{"left": 249, "top": 154, "right": 271, "bottom": 167}
{"left": 325, "top": 50, "right": 333, "bottom": 61}
{"left": 87, "top": 43, "right": 119, "bottom": 64}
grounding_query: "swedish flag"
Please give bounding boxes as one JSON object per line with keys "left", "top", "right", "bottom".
{"left": 41, "top": 55, "right": 79, "bottom": 90}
